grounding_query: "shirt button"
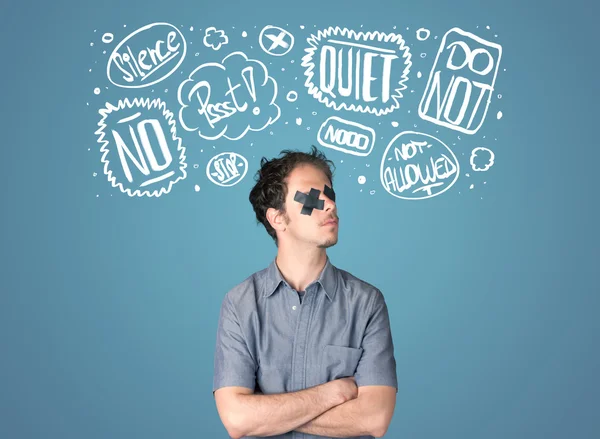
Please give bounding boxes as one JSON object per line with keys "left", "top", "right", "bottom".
{"left": 292, "top": 305, "right": 297, "bottom": 310}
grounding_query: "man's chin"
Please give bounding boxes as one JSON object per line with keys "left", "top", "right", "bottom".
{"left": 317, "top": 237, "right": 339, "bottom": 249}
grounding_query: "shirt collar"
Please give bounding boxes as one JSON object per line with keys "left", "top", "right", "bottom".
{"left": 263, "top": 255, "right": 338, "bottom": 301}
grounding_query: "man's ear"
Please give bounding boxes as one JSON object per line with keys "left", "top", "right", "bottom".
{"left": 266, "top": 207, "right": 287, "bottom": 232}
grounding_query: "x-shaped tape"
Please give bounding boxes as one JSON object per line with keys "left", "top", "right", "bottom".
{"left": 294, "top": 185, "right": 336, "bottom": 215}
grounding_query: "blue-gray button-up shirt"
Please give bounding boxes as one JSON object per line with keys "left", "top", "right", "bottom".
{"left": 213, "top": 256, "right": 398, "bottom": 439}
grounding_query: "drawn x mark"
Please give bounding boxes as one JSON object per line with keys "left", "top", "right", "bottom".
{"left": 266, "top": 31, "right": 290, "bottom": 51}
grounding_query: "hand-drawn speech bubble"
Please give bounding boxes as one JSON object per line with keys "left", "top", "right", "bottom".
{"left": 418, "top": 27, "right": 502, "bottom": 134}
{"left": 177, "top": 51, "right": 280, "bottom": 140}
{"left": 317, "top": 116, "right": 375, "bottom": 157}
{"left": 302, "top": 26, "right": 412, "bottom": 115}
{"left": 95, "top": 97, "right": 187, "bottom": 197}
{"left": 107, "top": 22, "right": 187, "bottom": 89}
{"left": 206, "top": 152, "right": 248, "bottom": 187}
{"left": 380, "top": 131, "right": 459, "bottom": 200}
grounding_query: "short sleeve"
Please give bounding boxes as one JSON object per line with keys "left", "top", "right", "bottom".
{"left": 212, "top": 293, "right": 257, "bottom": 395}
{"left": 354, "top": 289, "right": 398, "bottom": 393}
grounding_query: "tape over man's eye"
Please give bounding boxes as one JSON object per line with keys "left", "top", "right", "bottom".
{"left": 294, "top": 184, "right": 336, "bottom": 215}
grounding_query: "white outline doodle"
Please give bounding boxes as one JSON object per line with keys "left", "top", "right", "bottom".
{"left": 177, "top": 51, "right": 280, "bottom": 141}
{"left": 107, "top": 22, "right": 187, "bottom": 89}
{"left": 317, "top": 116, "right": 375, "bottom": 157}
{"left": 418, "top": 27, "right": 502, "bottom": 134}
{"left": 95, "top": 97, "right": 187, "bottom": 197}
{"left": 416, "top": 28, "right": 430, "bottom": 41}
{"left": 206, "top": 152, "right": 248, "bottom": 187}
{"left": 302, "top": 26, "right": 412, "bottom": 115}
{"left": 380, "top": 131, "right": 459, "bottom": 200}
{"left": 203, "top": 27, "right": 229, "bottom": 50}
{"left": 286, "top": 90, "right": 298, "bottom": 102}
{"left": 259, "top": 25, "right": 294, "bottom": 56}
{"left": 470, "top": 147, "right": 495, "bottom": 171}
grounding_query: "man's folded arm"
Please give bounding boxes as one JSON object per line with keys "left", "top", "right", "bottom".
{"left": 214, "top": 383, "right": 344, "bottom": 439}
{"left": 212, "top": 293, "right": 344, "bottom": 438}
{"left": 293, "top": 384, "right": 396, "bottom": 438}
{"left": 294, "top": 288, "right": 398, "bottom": 438}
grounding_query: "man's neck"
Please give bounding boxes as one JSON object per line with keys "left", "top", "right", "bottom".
{"left": 275, "top": 245, "right": 327, "bottom": 292}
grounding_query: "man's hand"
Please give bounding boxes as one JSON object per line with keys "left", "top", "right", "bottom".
{"left": 333, "top": 376, "right": 358, "bottom": 403}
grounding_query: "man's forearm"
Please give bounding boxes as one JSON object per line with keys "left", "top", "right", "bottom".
{"left": 293, "top": 394, "right": 378, "bottom": 438}
{"left": 232, "top": 382, "right": 342, "bottom": 438}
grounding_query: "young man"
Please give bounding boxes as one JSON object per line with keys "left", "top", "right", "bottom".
{"left": 213, "top": 146, "right": 397, "bottom": 439}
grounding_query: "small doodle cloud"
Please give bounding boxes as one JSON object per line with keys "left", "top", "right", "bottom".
{"left": 203, "top": 27, "right": 229, "bottom": 50}
{"left": 470, "top": 147, "right": 495, "bottom": 172}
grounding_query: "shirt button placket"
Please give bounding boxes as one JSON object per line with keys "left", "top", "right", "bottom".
{"left": 292, "top": 288, "right": 313, "bottom": 439}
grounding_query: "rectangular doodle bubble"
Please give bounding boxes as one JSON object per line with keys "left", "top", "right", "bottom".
{"left": 317, "top": 116, "right": 375, "bottom": 156}
{"left": 418, "top": 28, "right": 502, "bottom": 135}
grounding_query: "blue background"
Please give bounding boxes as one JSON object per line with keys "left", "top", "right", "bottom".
{"left": 2, "top": 0, "right": 598, "bottom": 438}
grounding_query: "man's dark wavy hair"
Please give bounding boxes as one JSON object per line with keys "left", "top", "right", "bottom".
{"left": 249, "top": 145, "right": 336, "bottom": 246}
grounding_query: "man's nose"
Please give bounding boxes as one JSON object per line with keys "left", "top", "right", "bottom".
{"left": 323, "top": 195, "right": 336, "bottom": 210}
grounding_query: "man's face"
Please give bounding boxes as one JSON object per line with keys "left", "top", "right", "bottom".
{"left": 279, "top": 164, "right": 339, "bottom": 249}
